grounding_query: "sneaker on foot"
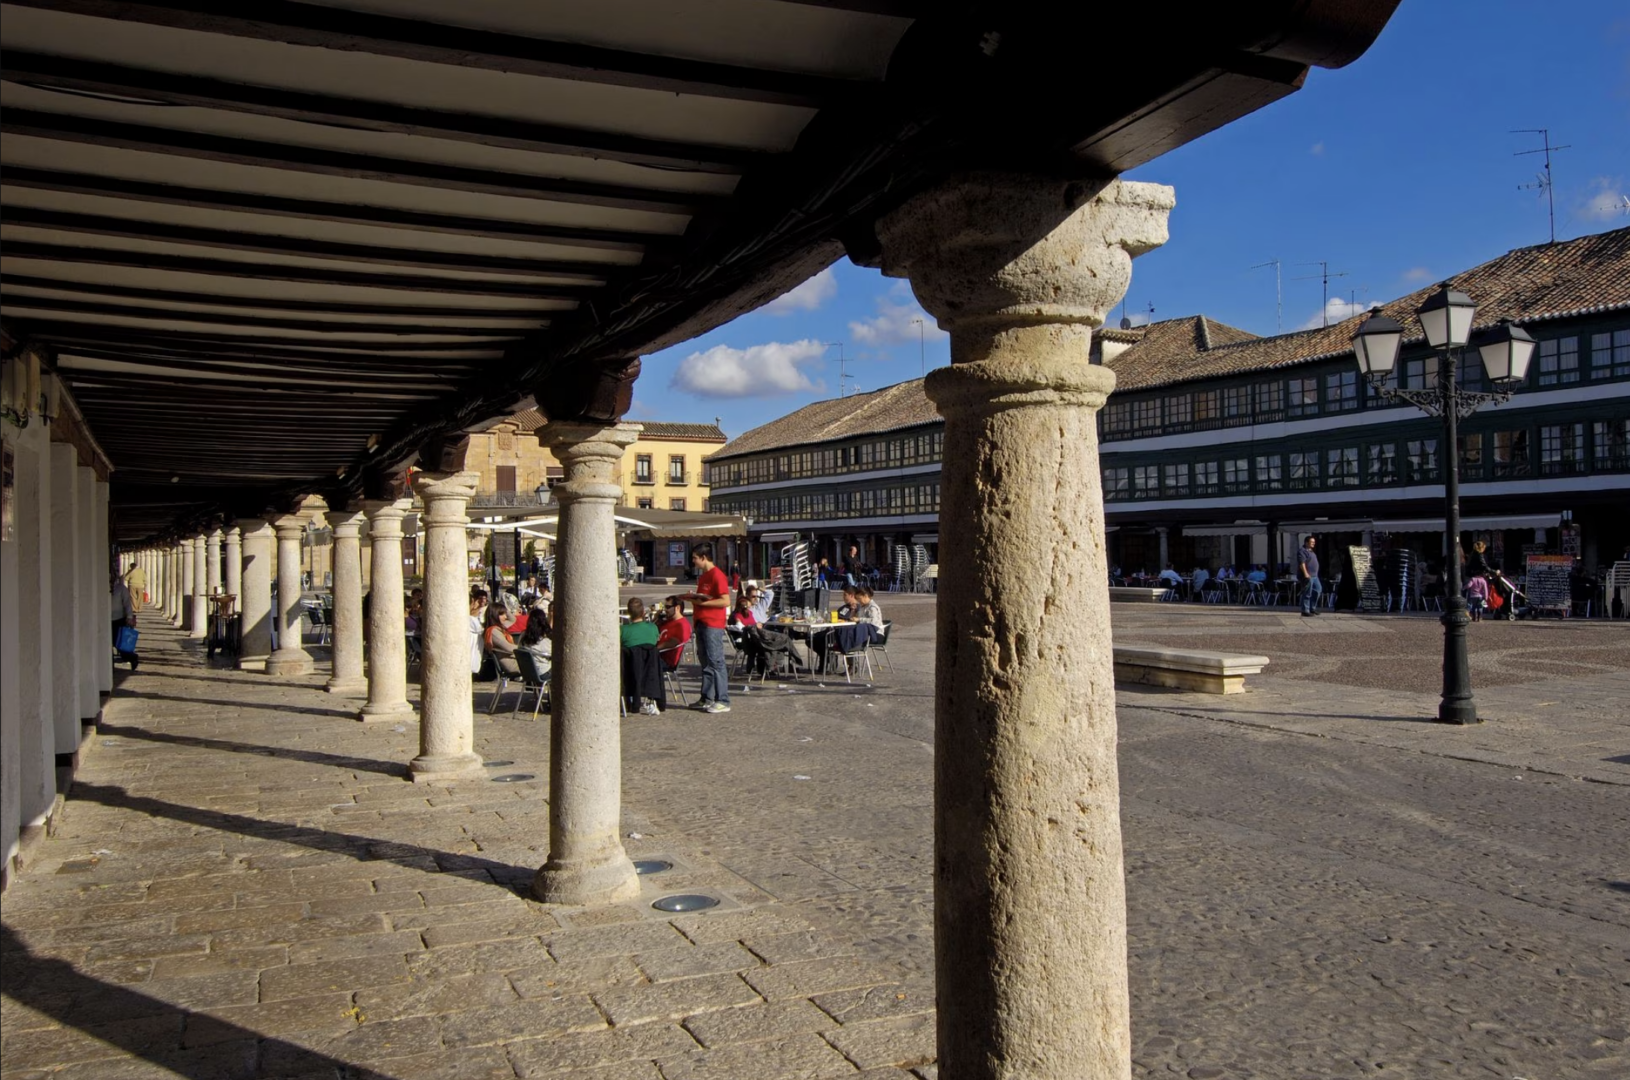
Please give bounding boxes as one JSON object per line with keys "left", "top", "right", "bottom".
{"left": 640, "top": 701, "right": 660, "bottom": 715}
{"left": 703, "top": 701, "right": 731, "bottom": 714}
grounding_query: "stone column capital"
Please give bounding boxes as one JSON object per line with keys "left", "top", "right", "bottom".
{"left": 539, "top": 422, "right": 641, "bottom": 505}
{"left": 270, "top": 514, "right": 309, "bottom": 540}
{"left": 361, "top": 498, "right": 413, "bottom": 539}
{"left": 411, "top": 470, "right": 479, "bottom": 524}
{"left": 238, "top": 518, "right": 272, "bottom": 539}
{"left": 207, "top": 526, "right": 224, "bottom": 541}
{"left": 225, "top": 525, "right": 242, "bottom": 540}
{"left": 325, "top": 508, "right": 367, "bottom": 537}
{"left": 878, "top": 174, "right": 1174, "bottom": 335}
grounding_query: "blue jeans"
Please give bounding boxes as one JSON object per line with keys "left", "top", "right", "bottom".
{"left": 1300, "top": 576, "right": 1323, "bottom": 613}
{"left": 697, "top": 625, "right": 730, "bottom": 705}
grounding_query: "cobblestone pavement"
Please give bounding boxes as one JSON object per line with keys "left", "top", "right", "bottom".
{"left": 1, "top": 596, "right": 1625, "bottom": 1078}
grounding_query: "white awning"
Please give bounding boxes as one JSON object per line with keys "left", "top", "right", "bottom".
{"left": 1181, "top": 524, "right": 1267, "bottom": 539}
{"left": 1373, "top": 513, "right": 1560, "bottom": 533}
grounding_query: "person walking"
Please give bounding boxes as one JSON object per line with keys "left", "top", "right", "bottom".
{"left": 684, "top": 542, "right": 732, "bottom": 714}
{"left": 126, "top": 560, "right": 148, "bottom": 613}
{"left": 111, "top": 571, "right": 139, "bottom": 669}
{"left": 1297, "top": 535, "right": 1323, "bottom": 617}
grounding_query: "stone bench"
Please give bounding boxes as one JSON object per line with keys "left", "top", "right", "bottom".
{"left": 1112, "top": 645, "right": 1269, "bottom": 695}
{"left": 1109, "top": 586, "right": 1170, "bottom": 603}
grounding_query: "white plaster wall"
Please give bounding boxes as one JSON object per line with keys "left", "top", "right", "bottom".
{"left": 17, "top": 425, "right": 56, "bottom": 825}
{"left": 49, "top": 444, "right": 82, "bottom": 758}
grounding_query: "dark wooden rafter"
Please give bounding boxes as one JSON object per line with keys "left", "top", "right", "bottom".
{"left": 0, "top": 293, "right": 542, "bottom": 337}
{"left": 1, "top": 52, "right": 766, "bottom": 173}
{"left": 53, "top": 341, "right": 485, "bottom": 373}
{"left": 1, "top": 110, "right": 720, "bottom": 214}
{"left": 0, "top": 274, "right": 549, "bottom": 320}
{"left": 1, "top": 240, "right": 599, "bottom": 298}
{"left": 0, "top": 0, "right": 864, "bottom": 107}
{"left": 28, "top": 321, "right": 518, "bottom": 354}
{"left": 1, "top": 168, "right": 672, "bottom": 252}
{"left": 2, "top": 206, "right": 625, "bottom": 278}
{"left": 60, "top": 370, "right": 442, "bottom": 397}
{"left": 58, "top": 355, "right": 464, "bottom": 386}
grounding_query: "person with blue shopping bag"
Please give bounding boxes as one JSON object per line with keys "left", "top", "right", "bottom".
{"left": 111, "top": 571, "right": 140, "bottom": 670}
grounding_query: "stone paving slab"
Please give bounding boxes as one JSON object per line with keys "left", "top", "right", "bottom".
{"left": 2, "top": 598, "right": 1625, "bottom": 1078}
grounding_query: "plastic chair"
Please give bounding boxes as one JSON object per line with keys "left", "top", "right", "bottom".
{"left": 486, "top": 650, "right": 520, "bottom": 714}
{"left": 306, "top": 605, "right": 331, "bottom": 645}
{"left": 832, "top": 631, "right": 876, "bottom": 684}
{"left": 512, "top": 650, "right": 550, "bottom": 720}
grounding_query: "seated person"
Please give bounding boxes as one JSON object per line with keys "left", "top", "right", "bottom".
{"left": 747, "top": 584, "right": 774, "bottom": 623}
{"left": 483, "top": 604, "right": 519, "bottom": 677}
{"left": 1191, "top": 566, "right": 1210, "bottom": 592}
{"left": 1156, "top": 564, "right": 1183, "bottom": 585}
{"left": 830, "top": 584, "right": 884, "bottom": 658}
{"left": 520, "top": 608, "right": 552, "bottom": 666}
{"left": 503, "top": 591, "right": 528, "bottom": 635}
{"left": 835, "top": 586, "right": 860, "bottom": 620}
{"left": 1246, "top": 565, "right": 1267, "bottom": 584}
{"left": 619, "top": 598, "right": 663, "bottom": 714}
{"left": 849, "top": 585, "right": 884, "bottom": 629}
{"left": 656, "top": 596, "right": 692, "bottom": 656}
{"left": 729, "top": 596, "right": 757, "bottom": 628}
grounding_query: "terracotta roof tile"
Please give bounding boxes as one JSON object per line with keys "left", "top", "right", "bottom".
{"left": 635, "top": 422, "right": 727, "bottom": 441}
{"left": 708, "top": 378, "right": 940, "bottom": 461}
{"left": 1108, "top": 226, "right": 1630, "bottom": 392}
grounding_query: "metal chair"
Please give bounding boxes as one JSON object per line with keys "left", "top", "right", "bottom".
{"left": 306, "top": 605, "right": 332, "bottom": 645}
{"left": 486, "top": 650, "right": 521, "bottom": 714}
{"left": 831, "top": 631, "right": 876, "bottom": 684}
{"left": 512, "top": 650, "right": 550, "bottom": 720}
{"left": 869, "top": 620, "right": 895, "bottom": 673}
{"left": 659, "top": 644, "right": 688, "bottom": 707}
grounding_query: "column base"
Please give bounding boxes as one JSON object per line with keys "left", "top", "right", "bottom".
{"left": 265, "top": 649, "right": 313, "bottom": 676}
{"left": 359, "top": 700, "right": 415, "bottom": 723}
{"left": 236, "top": 655, "right": 269, "bottom": 672}
{"left": 531, "top": 851, "right": 641, "bottom": 907}
{"left": 325, "top": 678, "right": 368, "bottom": 695}
{"left": 408, "top": 752, "right": 485, "bottom": 784}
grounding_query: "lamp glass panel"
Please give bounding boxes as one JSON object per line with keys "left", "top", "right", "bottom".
{"left": 1479, "top": 339, "right": 1511, "bottom": 381}
{"left": 1507, "top": 337, "right": 1536, "bottom": 382}
{"left": 1356, "top": 329, "right": 1401, "bottom": 376}
{"left": 1419, "top": 305, "right": 1450, "bottom": 348}
{"left": 1447, "top": 303, "right": 1475, "bottom": 347}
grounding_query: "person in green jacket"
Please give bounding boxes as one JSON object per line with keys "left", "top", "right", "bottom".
{"left": 621, "top": 598, "right": 658, "bottom": 648}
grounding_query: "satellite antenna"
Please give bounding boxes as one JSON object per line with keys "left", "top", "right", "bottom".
{"left": 823, "top": 341, "right": 851, "bottom": 397}
{"left": 1248, "top": 258, "right": 1283, "bottom": 332}
{"left": 1293, "top": 261, "right": 1350, "bottom": 328}
{"left": 1512, "top": 128, "right": 1570, "bottom": 244}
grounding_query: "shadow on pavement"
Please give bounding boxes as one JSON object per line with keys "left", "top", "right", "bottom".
{"left": 0, "top": 924, "right": 397, "bottom": 1080}
{"left": 113, "top": 691, "right": 368, "bottom": 722}
{"left": 96, "top": 722, "right": 408, "bottom": 777}
{"left": 69, "top": 782, "right": 530, "bottom": 890}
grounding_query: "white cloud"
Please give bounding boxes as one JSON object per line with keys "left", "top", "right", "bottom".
{"left": 848, "top": 294, "right": 948, "bottom": 346}
{"left": 1581, "top": 177, "right": 1628, "bottom": 221}
{"left": 1400, "top": 266, "right": 1433, "bottom": 284}
{"left": 669, "top": 339, "right": 828, "bottom": 398}
{"left": 1296, "top": 297, "right": 1379, "bottom": 331}
{"left": 762, "top": 268, "right": 837, "bottom": 315}
{"left": 1310, "top": 141, "right": 1325, "bottom": 156}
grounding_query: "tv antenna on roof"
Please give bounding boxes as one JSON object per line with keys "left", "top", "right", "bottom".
{"left": 1248, "top": 258, "right": 1282, "bottom": 332}
{"left": 1512, "top": 128, "right": 1570, "bottom": 244}
{"left": 823, "top": 341, "right": 851, "bottom": 397}
{"left": 1294, "top": 261, "right": 1350, "bottom": 328}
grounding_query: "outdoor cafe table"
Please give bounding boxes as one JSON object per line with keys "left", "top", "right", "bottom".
{"left": 769, "top": 618, "right": 852, "bottom": 674}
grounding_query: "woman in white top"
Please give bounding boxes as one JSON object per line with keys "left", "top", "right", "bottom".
{"left": 848, "top": 585, "right": 884, "bottom": 629}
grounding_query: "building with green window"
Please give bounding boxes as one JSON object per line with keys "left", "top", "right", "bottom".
{"left": 707, "top": 226, "right": 1630, "bottom": 584}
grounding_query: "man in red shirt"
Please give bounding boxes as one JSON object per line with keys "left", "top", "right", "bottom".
{"left": 684, "top": 543, "right": 732, "bottom": 713}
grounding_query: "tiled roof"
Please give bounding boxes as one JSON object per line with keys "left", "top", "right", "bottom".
{"left": 708, "top": 378, "right": 940, "bottom": 461}
{"left": 1108, "top": 226, "right": 1630, "bottom": 393}
{"left": 635, "top": 422, "right": 727, "bottom": 442}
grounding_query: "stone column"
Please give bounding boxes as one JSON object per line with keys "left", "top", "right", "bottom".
{"left": 1156, "top": 526, "right": 1170, "bottom": 572}
{"left": 407, "top": 470, "right": 484, "bottom": 782}
{"left": 265, "top": 515, "right": 312, "bottom": 676}
{"left": 206, "top": 526, "right": 223, "bottom": 596}
{"left": 360, "top": 499, "right": 414, "bottom": 721}
{"left": 876, "top": 174, "right": 1173, "bottom": 1080}
{"left": 77, "top": 467, "right": 98, "bottom": 718}
{"left": 225, "top": 525, "right": 243, "bottom": 601}
{"left": 12, "top": 424, "right": 56, "bottom": 861}
{"left": 238, "top": 520, "right": 274, "bottom": 668}
{"left": 96, "top": 479, "right": 112, "bottom": 694}
{"left": 325, "top": 508, "right": 367, "bottom": 695}
{"left": 188, "top": 535, "right": 208, "bottom": 638}
{"left": 532, "top": 422, "right": 642, "bottom": 906}
{"left": 169, "top": 543, "right": 183, "bottom": 625}
{"left": 48, "top": 443, "right": 82, "bottom": 762}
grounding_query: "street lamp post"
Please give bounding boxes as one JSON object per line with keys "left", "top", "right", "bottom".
{"left": 1352, "top": 286, "right": 1535, "bottom": 724}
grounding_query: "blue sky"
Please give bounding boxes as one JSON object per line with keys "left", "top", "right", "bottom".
{"left": 635, "top": 0, "right": 1629, "bottom": 438}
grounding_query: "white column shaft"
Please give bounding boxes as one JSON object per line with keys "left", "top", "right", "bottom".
{"left": 77, "top": 466, "right": 99, "bottom": 715}
{"left": 265, "top": 517, "right": 312, "bottom": 676}
{"left": 408, "top": 471, "right": 483, "bottom": 782}
{"left": 188, "top": 535, "right": 208, "bottom": 639}
{"left": 360, "top": 500, "right": 413, "bottom": 721}
{"left": 96, "top": 480, "right": 112, "bottom": 694}
{"left": 225, "top": 526, "right": 243, "bottom": 600}
{"left": 179, "top": 539, "right": 195, "bottom": 632}
{"left": 238, "top": 521, "right": 274, "bottom": 667}
{"left": 206, "top": 528, "right": 223, "bottom": 594}
{"left": 12, "top": 427, "right": 56, "bottom": 837}
{"left": 325, "top": 510, "right": 367, "bottom": 694}
{"left": 47, "top": 444, "right": 82, "bottom": 760}
{"left": 532, "top": 423, "right": 641, "bottom": 906}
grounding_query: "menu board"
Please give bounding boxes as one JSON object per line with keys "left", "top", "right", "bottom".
{"left": 1524, "top": 554, "right": 1573, "bottom": 614}
{"left": 1349, "top": 545, "right": 1383, "bottom": 612}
